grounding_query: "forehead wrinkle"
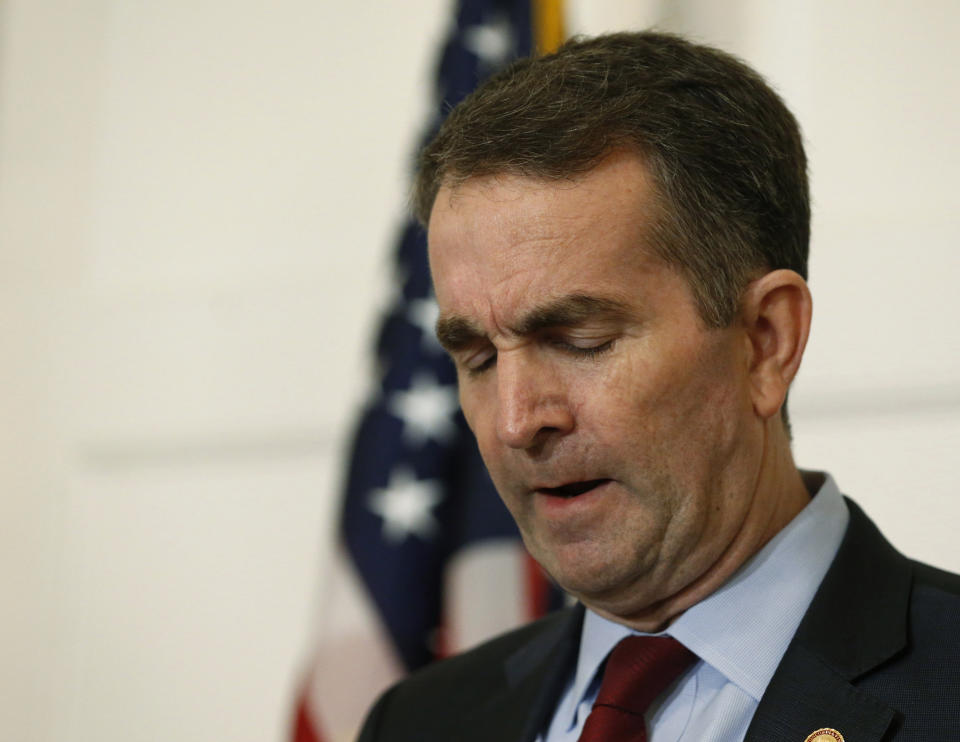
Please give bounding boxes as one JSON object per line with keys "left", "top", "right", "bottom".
{"left": 447, "top": 173, "right": 594, "bottom": 247}
{"left": 511, "top": 294, "right": 633, "bottom": 335}
{"left": 436, "top": 293, "right": 633, "bottom": 353}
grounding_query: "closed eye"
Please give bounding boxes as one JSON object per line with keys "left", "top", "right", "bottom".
{"left": 463, "top": 349, "right": 497, "bottom": 377}
{"left": 459, "top": 334, "right": 617, "bottom": 378}
{"left": 549, "top": 338, "right": 616, "bottom": 358}
{"left": 463, "top": 339, "right": 615, "bottom": 377}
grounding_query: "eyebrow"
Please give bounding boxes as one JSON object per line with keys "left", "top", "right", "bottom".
{"left": 435, "top": 294, "right": 631, "bottom": 353}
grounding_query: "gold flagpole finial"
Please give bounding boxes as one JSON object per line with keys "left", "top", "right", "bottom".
{"left": 532, "top": 0, "right": 566, "bottom": 55}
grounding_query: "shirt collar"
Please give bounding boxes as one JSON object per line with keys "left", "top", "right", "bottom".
{"left": 561, "top": 471, "right": 849, "bottom": 727}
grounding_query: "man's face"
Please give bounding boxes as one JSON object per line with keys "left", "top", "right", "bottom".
{"left": 428, "top": 152, "right": 765, "bottom": 621}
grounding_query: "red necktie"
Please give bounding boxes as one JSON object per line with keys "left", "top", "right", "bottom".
{"left": 577, "top": 636, "right": 696, "bottom": 742}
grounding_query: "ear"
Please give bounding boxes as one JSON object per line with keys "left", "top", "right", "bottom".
{"left": 740, "top": 270, "right": 812, "bottom": 420}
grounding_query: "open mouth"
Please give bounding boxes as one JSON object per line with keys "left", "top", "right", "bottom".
{"left": 538, "top": 479, "right": 611, "bottom": 498}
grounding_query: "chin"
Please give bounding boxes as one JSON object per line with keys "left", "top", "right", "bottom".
{"left": 532, "top": 542, "right": 653, "bottom": 606}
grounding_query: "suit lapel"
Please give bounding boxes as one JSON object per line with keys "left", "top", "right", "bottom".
{"left": 744, "top": 643, "right": 898, "bottom": 742}
{"left": 458, "top": 605, "right": 584, "bottom": 742}
{"left": 745, "top": 499, "right": 912, "bottom": 742}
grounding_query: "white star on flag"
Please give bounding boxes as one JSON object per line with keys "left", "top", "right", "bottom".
{"left": 408, "top": 298, "right": 442, "bottom": 352}
{"left": 463, "top": 16, "right": 512, "bottom": 67}
{"left": 388, "top": 373, "right": 459, "bottom": 445}
{"left": 367, "top": 468, "right": 443, "bottom": 544}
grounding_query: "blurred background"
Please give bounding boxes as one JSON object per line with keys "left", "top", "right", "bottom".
{"left": 1, "top": 1, "right": 957, "bottom": 740}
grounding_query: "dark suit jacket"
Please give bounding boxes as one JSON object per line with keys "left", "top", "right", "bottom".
{"left": 357, "top": 500, "right": 960, "bottom": 741}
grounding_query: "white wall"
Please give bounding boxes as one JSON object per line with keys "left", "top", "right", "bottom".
{"left": 0, "top": 1, "right": 449, "bottom": 740}
{"left": 0, "top": 1, "right": 957, "bottom": 741}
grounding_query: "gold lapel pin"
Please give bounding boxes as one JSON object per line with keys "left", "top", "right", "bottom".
{"left": 804, "top": 729, "right": 844, "bottom": 742}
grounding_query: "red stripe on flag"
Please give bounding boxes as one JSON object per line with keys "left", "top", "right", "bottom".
{"left": 291, "top": 690, "right": 323, "bottom": 742}
{"left": 433, "top": 622, "right": 450, "bottom": 660}
{"left": 525, "top": 552, "right": 552, "bottom": 620}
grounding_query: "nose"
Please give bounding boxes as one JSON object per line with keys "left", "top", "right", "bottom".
{"left": 495, "top": 353, "right": 574, "bottom": 450}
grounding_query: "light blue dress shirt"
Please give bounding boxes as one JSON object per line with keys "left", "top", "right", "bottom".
{"left": 539, "top": 472, "right": 849, "bottom": 742}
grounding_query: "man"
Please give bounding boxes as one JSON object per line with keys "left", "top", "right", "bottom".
{"left": 358, "top": 32, "right": 960, "bottom": 742}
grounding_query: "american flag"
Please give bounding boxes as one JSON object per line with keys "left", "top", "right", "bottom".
{"left": 292, "top": 2, "right": 566, "bottom": 741}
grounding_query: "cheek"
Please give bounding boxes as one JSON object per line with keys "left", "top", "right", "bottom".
{"left": 587, "top": 337, "right": 744, "bottom": 456}
{"left": 664, "top": 348, "right": 751, "bottom": 481}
